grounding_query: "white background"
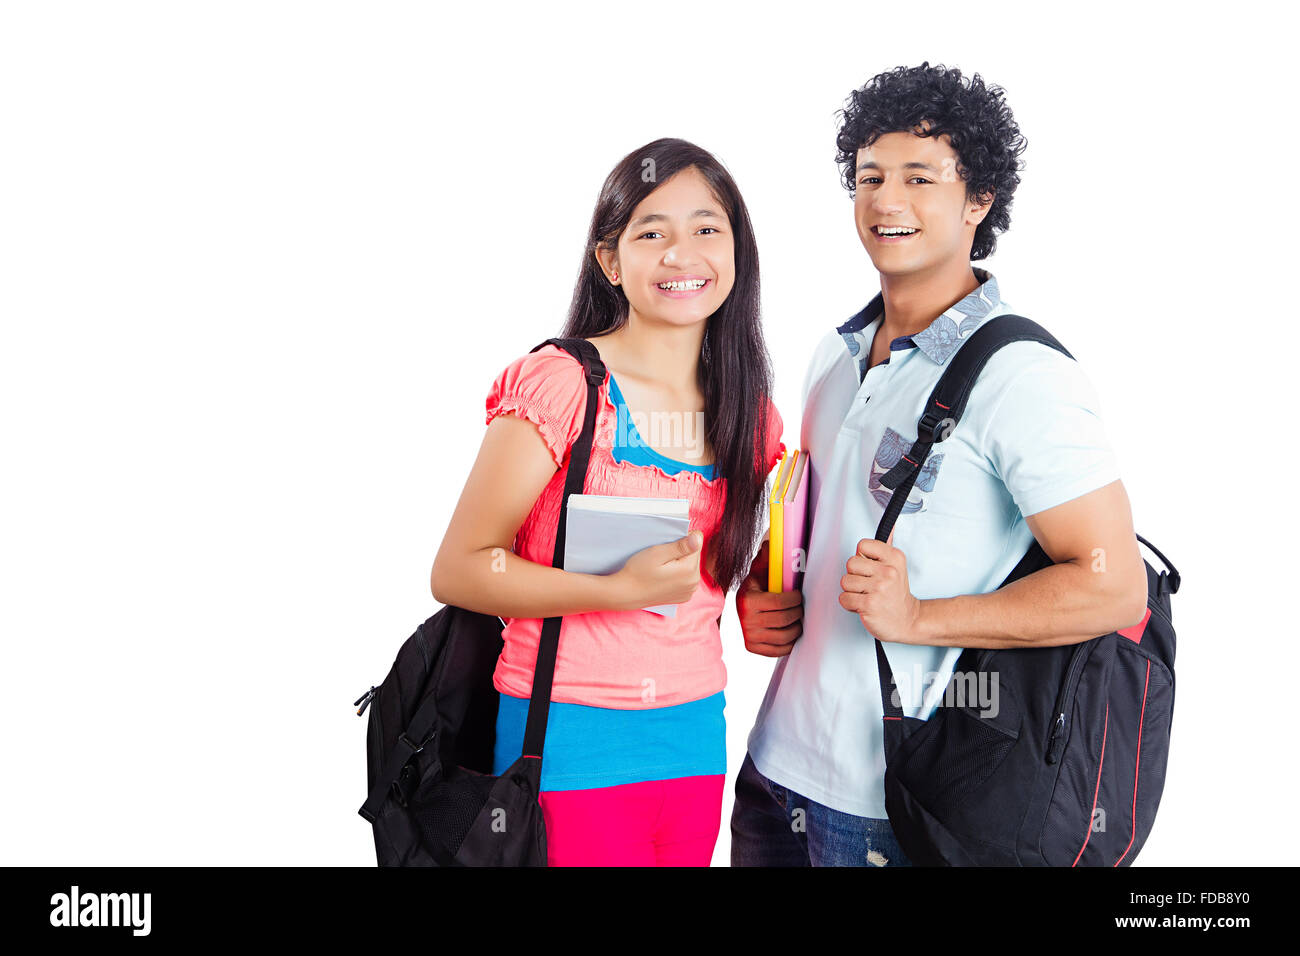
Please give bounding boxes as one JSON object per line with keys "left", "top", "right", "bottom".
{"left": 2, "top": 0, "right": 1295, "bottom": 866}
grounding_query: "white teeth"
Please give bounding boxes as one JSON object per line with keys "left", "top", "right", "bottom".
{"left": 877, "top": 226, "right": 917, "bottom": 236}
{"left": 658, "top": 279, "right": 707, "bottom": 291}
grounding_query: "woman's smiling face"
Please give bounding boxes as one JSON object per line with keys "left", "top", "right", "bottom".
{"left": 597, "top": 166, "right": 735, "bottom": 327}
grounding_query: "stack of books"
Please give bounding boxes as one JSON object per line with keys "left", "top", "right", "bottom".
{"left": 768, "top": 448, "right": 810, "bottom": 593}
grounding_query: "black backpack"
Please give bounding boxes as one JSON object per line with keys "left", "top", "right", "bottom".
{"left": 871, "top": 314, "right": 1179, "bottom": 866}
{"left": 354, "top": 337, "right": 607, "bottom": 866}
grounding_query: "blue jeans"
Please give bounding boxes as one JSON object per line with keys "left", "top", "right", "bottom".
{"left": 730, "top": 752, "right": 912, "bottom": 867}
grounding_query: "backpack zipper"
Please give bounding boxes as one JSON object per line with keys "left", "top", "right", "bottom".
{"left": 354, "top": 685, "right": 378, "bottom": 717}
{"left": 1045, "top": 600, "right": 1170, "bottom": 763}
{"left": 1045, "top": 642, "right": 1092, "bottom": 764}
{"left": 416, "top": 627, "right": 432, "bottom": 672}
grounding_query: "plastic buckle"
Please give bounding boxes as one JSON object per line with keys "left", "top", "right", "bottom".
{"left": 398, "top": 732, "right": 427, "bottom": 755}
{"left": 918, "top": 411, "right": 955, "bottom": 444}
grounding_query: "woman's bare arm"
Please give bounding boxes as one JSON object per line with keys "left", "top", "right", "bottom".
{"left": 430, "top": 413, "right": 702, "bottom": 618}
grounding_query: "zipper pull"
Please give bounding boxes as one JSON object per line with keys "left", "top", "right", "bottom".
{"left": 1046, "top": 712, "right": 1066, "bottom": 763}
{"left": 354, "top": 686, "right": 377, "bottom": 716}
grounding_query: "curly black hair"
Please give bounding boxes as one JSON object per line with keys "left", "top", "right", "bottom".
{"left": 835, "top": 62, "right": 1027, "bottom": 260}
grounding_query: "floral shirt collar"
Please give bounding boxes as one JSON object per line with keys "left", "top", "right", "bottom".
{"left": 836, "top": 268, "right": 1003, "bottom": 377}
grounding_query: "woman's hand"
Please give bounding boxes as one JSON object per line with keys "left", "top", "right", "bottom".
{"left": 433, "top": 412, "right": 642, "bottom": 618}
{"left": 736, "top": 538, "right": 804, "bottom": 657}
{"left": 610, "top": 530, "right": 704, "bottom": 611}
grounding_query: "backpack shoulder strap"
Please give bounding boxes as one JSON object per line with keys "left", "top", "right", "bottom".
{"left": 520, "top": 337, "right": 607, "bottom": 761}
{"left": 529, "top": 337, "right": 608, "bottom": 386}
{"left": 525, "top": 337, "right": 608, "bottom": 589}
{"left": 873, "top": 314, "right": 1071, "bottom": 544}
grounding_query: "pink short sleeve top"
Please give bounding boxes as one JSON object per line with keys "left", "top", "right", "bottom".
{"left": 484, "top": 344, "right": 785, "bottom": 709}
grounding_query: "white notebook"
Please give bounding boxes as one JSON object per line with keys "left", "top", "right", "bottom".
{"left": 563, "top": 495, "right": 692, "bottom": 617}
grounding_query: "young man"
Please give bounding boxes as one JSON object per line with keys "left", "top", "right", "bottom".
{"left": 731, "top": 63, "right": 1149, "bottom": 867}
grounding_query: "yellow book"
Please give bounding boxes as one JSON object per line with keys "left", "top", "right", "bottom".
{"left": 768, "top": 449, "right": 797, "bottom": 592}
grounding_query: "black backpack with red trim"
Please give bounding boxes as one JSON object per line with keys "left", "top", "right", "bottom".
{"left": 872, "top": 314, "right": 1179, "bottom": 866}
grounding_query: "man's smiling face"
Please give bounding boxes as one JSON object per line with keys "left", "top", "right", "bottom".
{"left": 853, "top": 128, "right": 990, "bottom": 278}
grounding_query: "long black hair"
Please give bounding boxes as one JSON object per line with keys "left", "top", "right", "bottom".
{"left": 561, "top": 137, "right": 773, "bottom": 594}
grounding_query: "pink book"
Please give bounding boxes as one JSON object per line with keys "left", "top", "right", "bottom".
{"left": 780, "top": 450, "right": 810, "bottom": 591}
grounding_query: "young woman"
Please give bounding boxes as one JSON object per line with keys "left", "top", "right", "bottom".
{"left": 430, "top": 138, "right": 784, "bottom": 866}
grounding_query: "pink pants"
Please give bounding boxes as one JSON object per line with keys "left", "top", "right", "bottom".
{"left": 538, "top": 774, "right": 725, "bottom": 867}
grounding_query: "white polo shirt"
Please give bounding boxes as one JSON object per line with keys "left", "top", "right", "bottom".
{"left": 746, "top": 268, "right": 1121, "bottom": 818}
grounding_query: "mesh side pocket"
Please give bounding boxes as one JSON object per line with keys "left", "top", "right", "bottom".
{"left": 411, "top": 769, "right": 495, "bottom": 858}
{"left": 901, "top": 710, "right": 1016, "bottom": 816}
